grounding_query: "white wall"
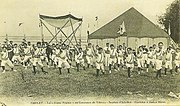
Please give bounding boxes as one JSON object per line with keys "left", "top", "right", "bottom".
{"left": 89, "top": 37, "right": 168, "bottom": 49}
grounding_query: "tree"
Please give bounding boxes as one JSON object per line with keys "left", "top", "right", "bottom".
{"left": 158, "top": 0, "right": 179, "bottom": 43}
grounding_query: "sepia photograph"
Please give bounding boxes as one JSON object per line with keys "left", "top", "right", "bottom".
{"left": 0, "top": 0, "right": 179, "bottom": 106}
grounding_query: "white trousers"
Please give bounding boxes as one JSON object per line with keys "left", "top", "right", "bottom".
{"left": 1, "top": 59, "right": 14, "bottom": 68}
{"left": 32, "top": 58, "right": 43, "bottom": 67}
{"left": 57, "top": 57, "right": 70, "bottom": 69}
{"left": 96, "top": 62, "right": 104, "bottom": 71}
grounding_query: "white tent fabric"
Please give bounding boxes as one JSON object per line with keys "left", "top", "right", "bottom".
{"left": 39, "top": 14, "right": 82, "bottom": 28}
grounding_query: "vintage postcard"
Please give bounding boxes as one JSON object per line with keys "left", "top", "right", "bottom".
{"left": 0, "top": 0, "right": 179, "bottom": 106}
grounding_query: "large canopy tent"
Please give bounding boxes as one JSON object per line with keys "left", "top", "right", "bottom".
{"left": 39, "top": 14, "right": 83, "bottom": 47}
{"left": 88, "top": 7, "right": 174, "bottom": 49}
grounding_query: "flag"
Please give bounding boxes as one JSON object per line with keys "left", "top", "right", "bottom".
{"left": 19, "top": 22, "right": 23, "bottom": 26}
{"left": 95, "top": 16, "right": 98, "bottom": 21}
{"left": 168, "top": 23, "right": 171, "bottom": 35}
{"left": 117, "top": 21, "right": 126, "bottom": 35}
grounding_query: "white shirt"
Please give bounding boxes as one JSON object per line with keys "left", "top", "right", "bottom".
{"left": 96, "top": 53, "right": 104, "bottom": 63}
{"left": 166, "top": 52, "right": 172, "bottom": 61}
{"left": 142, "top": 52, "right": 148, "bottom": 60}
{"left": 117, "top": 49, "right": 124, "bottom": 57}
{"left": 110, "top": 49, "right": 116, "bottom": 58}
{"left": 175, "top": 52, "right": 180, "bottom": 60}
{"left": 27, "top": 45, "right": 33, "bottom": 51}
{"left": 41, "top": 48, "right": 46, "bottom": 55}
{"left": 77, "top": 51, "right": 83, "bottom": 60}
{"left": 86, "top": 48, "right": 93, "bottom": 56}
{"left": 126, "top": 53, "right": 134, "bottom": 64}
{"left": 137, "top": 51, "right": 143, "bottom": 58}
{"left": 156, "top": 51, "right": 163, "bottom": 60}
{"left": 59, "top": 50, "right": 67, "bottom": 60}
{"left": 1, "top": 51, "right": 8, "bottom": 60}
{"left": 34, "top": 48, "right": 41, "bottom": 57}
{"left": 13, "top": 47, "right": 20, "bottom": 55}
{"left": 148, "top": 51, "right": 153, "bottom": 59}
{"left": 103, "top": 46, "right": 110, "bottom": 54}
{"left": 24, "top": 47, "right": 31, "bottom": 55}
{"left": 55, "top": 49, "right": 60, "bottom": 56}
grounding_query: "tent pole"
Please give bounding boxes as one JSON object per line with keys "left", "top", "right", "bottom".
{"left": 59, "top": 29, "right": 75, "bottom": 46}
{"left": 55, "top": 27, "right": 58, "bottom": 43}
{"left": 80, "top": 23, "right": 82, "bottom": 45}
{"left": 79, "top": 18, "right": 82, "bottom": 45}
{"left": 60, "top": 27, "right": 80, "bottom": 48}
{"left": 67, "top": 34, "right": 75, "bottom": 46}
{"left": 61, "top": 33, "right": 62, "bottom": 40}
{"left": 40, "top": 20, "right": 44, "bottom": 42}
{"left": 69, "top": 18, "right": 78, "bottom": 45}
{"left": 59, "top": 28, "right": 79, "bottom": 52}
{"left": 61, "top": 22, "right": 82, "bottom": 45}
{"left": 49, "top": 20, "right": 70, "bottom": 44}
{"left": 41, "top": 21, "right": 55, "bottom": 38}
{"left": 70, "top": 20, "right": 82, "bottom": 46}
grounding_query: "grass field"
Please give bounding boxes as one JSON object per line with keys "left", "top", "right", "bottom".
{"left": 0, "top": 63, "right": 180, "bottom": 105}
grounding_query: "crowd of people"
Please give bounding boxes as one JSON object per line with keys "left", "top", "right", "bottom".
{"left": 0, "top": 39, "right": 180, "bottom": 79}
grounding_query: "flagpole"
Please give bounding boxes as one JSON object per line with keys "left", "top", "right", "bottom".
{"left": 4, "top": 21, "right": 8, "bottom": 42}
{"left": 40, "top": 20, "right": 44, "bottom": 42}
{"left": 21, "top": 23, "right": 25, "bottom": 40}
{"left": 22, "top": 23, "right": 25, "bottom": 37}
{"left": 79, "top": 22, "right": 82, "bottom": 45}
{"left": 4, "top": 21, "right": 7, "bottom": 35}
{"left": 96, "top": 19, "right": 98, "bottom": 29}
{"left": 19, "top": 22, "right": 26, "bottom": 41}
{"left": 6, "top": 34, "right": 8, "bottom": 43}
{"left": 168, "top": 22, "right": 171, "bottom": 47}
{"left": 95, "top": 16, "right": 98, "bottom": 45}
{"left": 168, "top": 22, "right": 171, "bottom": 36}
{"left": 23, "top": 25, "right": 26, "bottom": 40}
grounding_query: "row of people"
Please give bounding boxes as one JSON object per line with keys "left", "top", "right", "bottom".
{"left": 0, "top": 41, "right": 179, "bottom": 79}
{"left": 86, "top": 42, "right": 179, "bottom": 78}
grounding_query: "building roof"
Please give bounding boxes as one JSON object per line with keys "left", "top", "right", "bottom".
{"left": 88, "top": 7, "right": 169, "bottom": 39}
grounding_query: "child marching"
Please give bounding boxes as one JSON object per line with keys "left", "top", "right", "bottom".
{"left": 56, "top": 44, "right": 71, "bottom": 74}
{"left": 94, "top": 47, "right": 105, "bottom": 77}
{"left": 32, "top": 42, "right": 48, "bottom": 75}
{"left": 1, "top": 46, "right": 17, "bottom": 73}
{"left": 126, "top": 48, "right": 135, "bottom": 78}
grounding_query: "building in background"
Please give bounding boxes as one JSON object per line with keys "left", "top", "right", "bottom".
{"left": 88, "top": 7, "right": 172, "bottom": 49}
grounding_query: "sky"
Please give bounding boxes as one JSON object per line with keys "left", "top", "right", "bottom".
{"left": 0, "top": 0, "right": 175, "bottom": 38}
